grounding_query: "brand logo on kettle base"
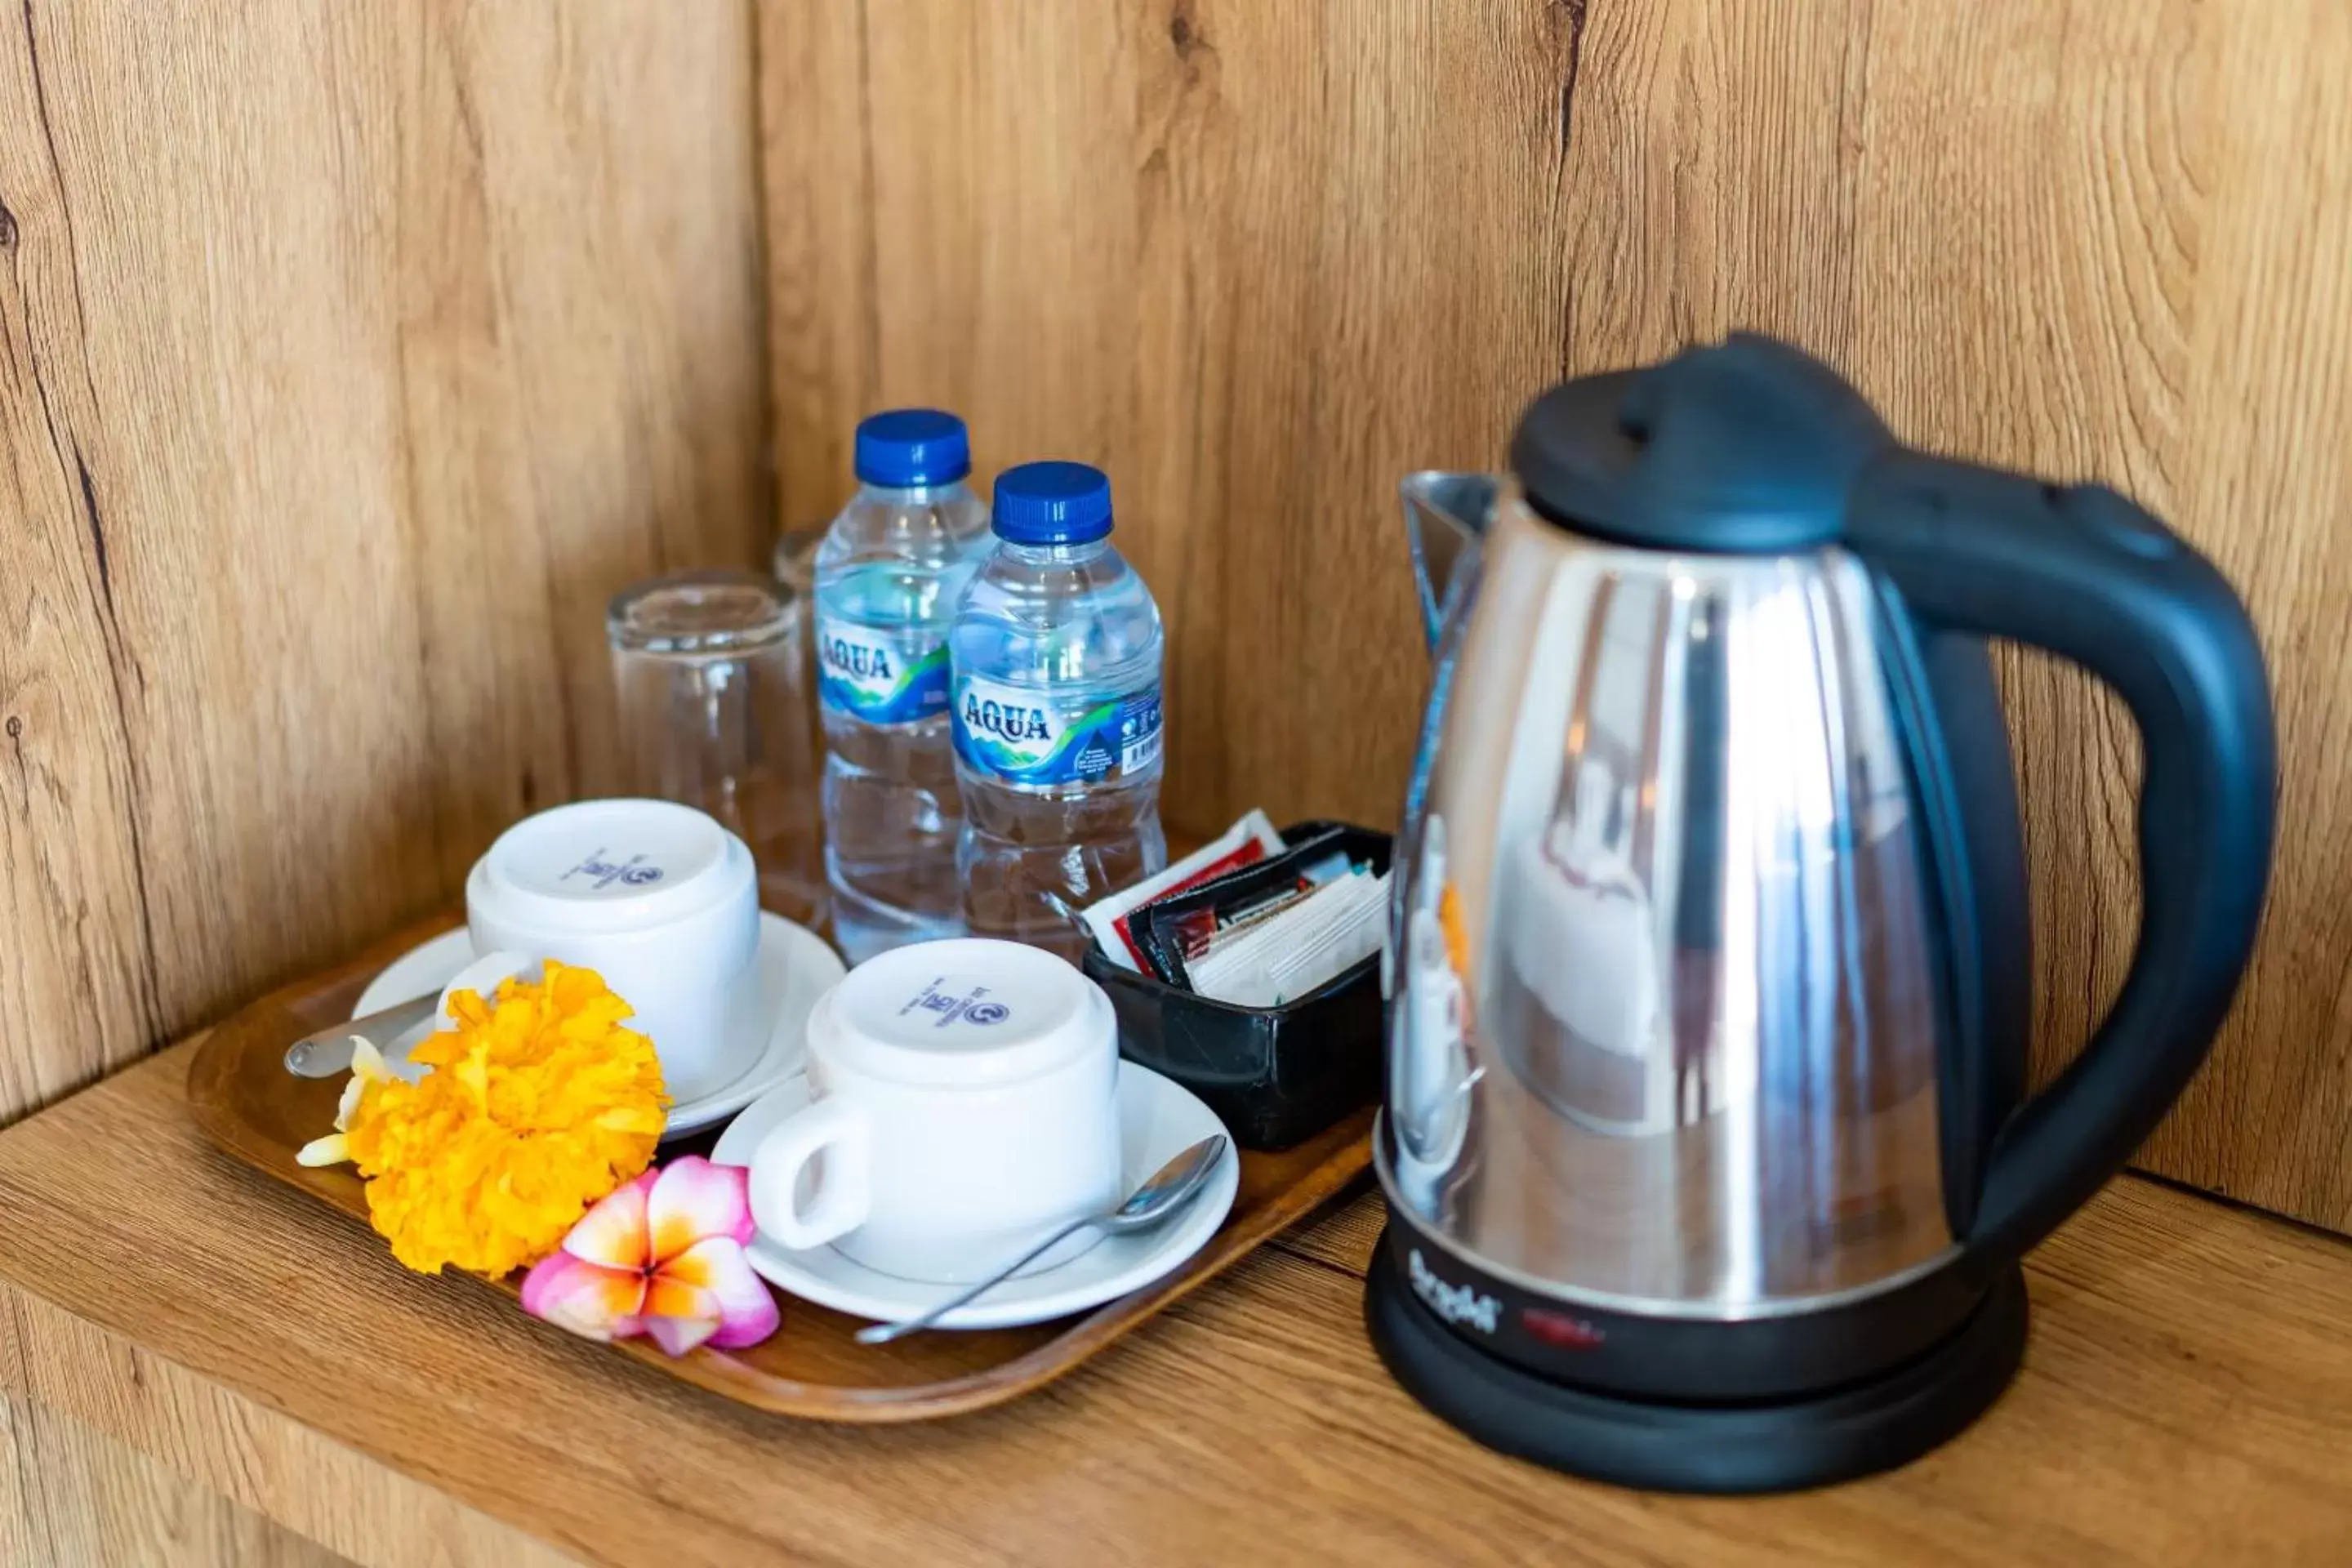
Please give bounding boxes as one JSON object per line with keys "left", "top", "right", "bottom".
{"left": 1407, "top": 1248, "right": 1500, "bottom": 1334}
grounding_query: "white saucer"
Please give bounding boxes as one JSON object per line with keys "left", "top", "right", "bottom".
{"left": 710, "top": 1063, "right": 1240, "bottom": 1330}
{"left": 350, "top": 913, "right": 845, "bottom": 1138}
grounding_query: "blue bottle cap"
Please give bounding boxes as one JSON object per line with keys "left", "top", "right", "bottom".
{"left": 992, "top": 461, "right": 1112, "bottom": 546}
{"left": 854, "top": 409, "right": 971, "bottom": 488}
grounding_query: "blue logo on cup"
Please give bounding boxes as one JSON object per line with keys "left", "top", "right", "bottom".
{"left": 902, "top": 980, "right": 1011, "bottom": 1029}
{"left": 561, "top": 848, "right": 666, "bottom": 892}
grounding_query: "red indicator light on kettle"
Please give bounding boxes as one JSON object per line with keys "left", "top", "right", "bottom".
{"left": 1521, "top": 1307, "right": 1605, "bottom": 1350}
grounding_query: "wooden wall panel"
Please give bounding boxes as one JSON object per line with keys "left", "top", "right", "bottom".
{"left": 0, "top": 0, "right": 768, "bottom": 1124}
{"left": 1558, "top": 0, "right": 2352, "bottom": 1228}
{"left": 761, "top": 0, "right": 2352, "bottom": 1231}
{"left": 761, "top": 0, "right": 1576, "bottom": 823}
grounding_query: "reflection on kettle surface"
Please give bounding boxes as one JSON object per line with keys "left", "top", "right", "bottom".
{"left": 1392, "top": 495, "right": 1952, "bottom": 1315}
{"left": 1372, "top": 336, "right": 2274, "bottom": 1487}
{"left": 1391, "top": 817, "right": 1477, "bottom": 1212}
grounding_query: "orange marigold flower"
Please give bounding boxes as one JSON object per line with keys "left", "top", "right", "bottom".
{"left": 313, "top": 961, "right": 668, "bottom": 1277}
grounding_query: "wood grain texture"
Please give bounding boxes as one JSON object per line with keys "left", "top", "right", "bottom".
{"left": 0, "top": 1, "right": 768, "bottom": 1126}
{"left": 1561, "top": 0, "right": 2352, "bottom": 1232}
{"left": 181, "top": 911, "right": 1374, "bottom": 1423}
{"left": 3, "top": 1289, "right": 575, "bottom": 1568}
{"left": 0, "top": 1388, "right": 355, "bottom": 1568}
{"left": 8, "top": 1045, "right": 2352, "bottom": 1565}
{"left": 760, "top": 0, "right": 2352, "bottom": 1231}
{"left": 760, "top": 0, "right": 1574, "bottom": 823}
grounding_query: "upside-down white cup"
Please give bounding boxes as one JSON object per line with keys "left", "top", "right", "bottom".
{"left": 747, "top": 939, "right": 1122, "bottom": 1285}
{"left": 461, "top": 799, "right": 763, "bottom": 1102}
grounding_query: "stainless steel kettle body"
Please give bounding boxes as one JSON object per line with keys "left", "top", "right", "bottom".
{"left": 1390, "top": 489, "right": 1956, "bottom": 1313}
{"left": 1376, "top": 336, "right": 2276, "bottom": 1408}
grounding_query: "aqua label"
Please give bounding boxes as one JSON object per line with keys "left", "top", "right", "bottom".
{"left": 952, "top": 674, "right": 1163, "bottom": 790}
{"left": 817, "top": 614, "right": 951, "bottom": 724}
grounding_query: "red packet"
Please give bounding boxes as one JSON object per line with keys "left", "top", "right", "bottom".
{"left": 1081, "top": 809, "right": 1285, "bottom": 970}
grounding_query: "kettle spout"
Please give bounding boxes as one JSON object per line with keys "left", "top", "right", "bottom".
{"left": 1401, "top": 471, "right": 1499, "bottom": 653}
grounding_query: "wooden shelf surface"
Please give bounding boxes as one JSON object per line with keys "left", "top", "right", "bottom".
{"left": 3, "top": 1043, "right": 2350, "bottom": 1566}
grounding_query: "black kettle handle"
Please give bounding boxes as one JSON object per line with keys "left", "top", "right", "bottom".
{"left": 1846, "top": 452, "right": 2275, "bottom": 1261}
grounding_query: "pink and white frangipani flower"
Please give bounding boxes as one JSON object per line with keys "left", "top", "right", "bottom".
{"left": 520, "top": 1156, "right": 779, "bottom": 1357}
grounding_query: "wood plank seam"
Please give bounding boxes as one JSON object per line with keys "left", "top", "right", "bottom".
{"left": 2, "top": 0, "right": 772, "bottom": 1140}
{"left": 3, "top": 1280, "right": 569, "bottom": 1567}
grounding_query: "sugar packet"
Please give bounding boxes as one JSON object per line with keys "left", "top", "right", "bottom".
{"left": 1190, "top": 867, "right": 1391, "bottom": 1008}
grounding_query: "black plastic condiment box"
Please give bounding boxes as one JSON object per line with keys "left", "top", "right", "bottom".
{"left": 1082, "top": 821, "right": 1390, "bottom": 1151}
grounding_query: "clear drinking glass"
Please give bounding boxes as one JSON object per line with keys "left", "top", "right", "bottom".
{"left": 608, "top": 570, "right": 827, "bottom": 931}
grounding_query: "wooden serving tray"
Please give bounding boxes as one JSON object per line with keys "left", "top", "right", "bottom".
{"left": 187, "top": 911, "right": 1374, "bottom": 1423}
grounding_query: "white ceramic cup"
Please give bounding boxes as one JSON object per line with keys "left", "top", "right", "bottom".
{"left": 747, "top": 939, "right": 1122, "bottom": 1285}
{"left": 461, "top": 799, "right": 763, "bottom": 1102}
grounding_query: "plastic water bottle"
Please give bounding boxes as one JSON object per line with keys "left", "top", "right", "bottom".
{"left": 814, "top": 410, "right": 994, "bottom": 961}
{"left": 951, "top": 461, "right": 1166, "bottom": 959}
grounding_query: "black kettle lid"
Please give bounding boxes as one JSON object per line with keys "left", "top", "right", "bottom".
{"left": 1510, "top": 333, "right": 1891, "bottom": 554}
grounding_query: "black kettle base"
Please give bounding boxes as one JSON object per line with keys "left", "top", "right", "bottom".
{"left": 1365, "top": 1230, "right": 2027, "bottom": 1495}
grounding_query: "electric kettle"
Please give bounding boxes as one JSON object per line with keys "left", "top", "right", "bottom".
{"left": 1364, "top": 334, "right": 2275, "bottom": 1493}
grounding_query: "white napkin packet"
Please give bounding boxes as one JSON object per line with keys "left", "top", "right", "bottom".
{"left": 1187, "top": 866, "right": 1391, "bottom": 1009}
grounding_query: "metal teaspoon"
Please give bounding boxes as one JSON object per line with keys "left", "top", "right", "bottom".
{"left": 282, "top": 992, "right": 440, "bottom": 1079}
{"left": 854, "top": 1133, "right": 1232, "bottom": 1345}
